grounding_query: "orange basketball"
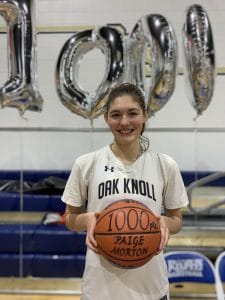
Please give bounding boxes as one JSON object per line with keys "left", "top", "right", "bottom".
{"left": 94, "top": 199, "right": 161, "bottom": 268}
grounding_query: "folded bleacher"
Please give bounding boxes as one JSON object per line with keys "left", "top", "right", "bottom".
{"left": 0, "top": 170, "right": 224, "bottom": 278}
{"left": 0, "top": 170, "right": 86, "bottom": 277}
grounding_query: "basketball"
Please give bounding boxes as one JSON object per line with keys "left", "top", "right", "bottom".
{"left": 94, "top": 199, "right": 161, "bottom": 268}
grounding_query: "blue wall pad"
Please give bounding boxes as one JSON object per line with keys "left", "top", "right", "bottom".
{"left": 181, "top": 171, "right": 225, "bottom": 186}
{"left": 0, "top": 224, "right": 87, "bottom": 255}
{"left": 0, "top": 254, "right": 33, "bottom": 276}
{"left": 0, "top": 170, "right": 224, "bottom": 213}
{"left": 31, "top": 254, "right": 85, "bottom": 277}
{"left": 0, "top": 170, "right": 70, "bottom": 181}
{"left": 0, "top": 193, "right": 65, "bottom": 212}
{"left": 0, "top": 253, "right": 85, "bottom": 277}
{"left": 0, "top": 170, "right": 224, "bottom": 186}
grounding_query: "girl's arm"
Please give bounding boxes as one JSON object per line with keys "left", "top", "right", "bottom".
{"left": 157, "top": 208, "right": 183, "bottom": 253}
{"left": 64, "top": 204, "right": 100, "bottom": 253}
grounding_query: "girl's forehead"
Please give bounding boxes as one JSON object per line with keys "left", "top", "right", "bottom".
{"left": 109, "top": 95, "right": 141, "bottom": 108}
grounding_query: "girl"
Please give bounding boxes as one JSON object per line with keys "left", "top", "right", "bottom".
{"left": 62, "top": 82, "right": 188, "bottom": 300}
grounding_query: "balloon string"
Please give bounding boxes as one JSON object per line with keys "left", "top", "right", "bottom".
{"left": 90, "top": 119, "right": 94, "bottom": 152}
{"left": 194, "top": 118, "right": 198, "bottom": 182}
{"left": 193, "top": 114, "right": 198, "bottom": 122}
{"left": 20, "top": 113, "right": 29, "bottom": 121}
{"left": 193, "top": 118, "right": 199, "bottom": 225}
{"left": 19, "top": 126, "right": 24, "bottom": 278}
{"left": 19, "top": 117, "right": 29, "bottom": 277}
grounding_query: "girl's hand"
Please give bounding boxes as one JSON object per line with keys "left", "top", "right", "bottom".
{"left": 155, "top": 208, "right": 182, "bottom": 255}
{"left": 155, "top": 216, "right": 170, "bottom": 255}
{"left": 86, "top": 211, "right": 101, "bottom": 253}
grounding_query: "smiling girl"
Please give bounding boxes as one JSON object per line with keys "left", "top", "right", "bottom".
{"left": 62, "top": 82, "right": 188, "bottom": 300}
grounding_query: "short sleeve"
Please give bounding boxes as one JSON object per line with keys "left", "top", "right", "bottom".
{"left": 162, "top": 156, "right": 189, "bottom": 209}
{"left": 61, "top": 161, "right": 88, "bottom": 207}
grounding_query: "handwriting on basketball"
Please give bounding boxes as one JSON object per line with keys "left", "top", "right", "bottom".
{"left": 107, "top": 209, "right": 158, "bottom": 232}
{"left": 95, "top": 200, "right": 161, "bottom": 268}
{"left": 114, "top": 235, "right": 145, "bottom": 248}
{"left": 107, "top": 208, "right": 159, "bottom": 258}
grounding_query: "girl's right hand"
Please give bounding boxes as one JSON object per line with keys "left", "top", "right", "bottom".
{"left": 86, "top": 211, "right": 101, "bottom": 253}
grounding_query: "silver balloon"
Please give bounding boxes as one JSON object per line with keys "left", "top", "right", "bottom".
{"left": 183, "top": 4, "right": 215, "bottom": 115}
{"left": 128, "top": 14, "right": 177, "bottom": 117}
{"left": 56, "top": 26, "right": 125, "bottom": 119}
{"left": 0, "top": 0, "right": 43, "bottom": 114}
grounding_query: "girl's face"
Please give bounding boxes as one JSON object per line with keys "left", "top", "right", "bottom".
{"left": 104, "top": 95, "right": 147, "bottom": 146}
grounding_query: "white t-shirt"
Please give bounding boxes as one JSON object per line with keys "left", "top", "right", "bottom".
{"left": 62, "top": 145, "right": 188, "bottom": 300}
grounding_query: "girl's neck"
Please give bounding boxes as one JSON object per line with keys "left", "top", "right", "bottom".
{"left": 110, "top": 140, "right": 141, "bottom": 165}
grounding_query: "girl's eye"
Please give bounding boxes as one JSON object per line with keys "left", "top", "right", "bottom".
{"left": 110, "top": 113, "right": 120, "bottom": 118}
{"left": 129, "top": 112, "right": 139, "bottom": 116}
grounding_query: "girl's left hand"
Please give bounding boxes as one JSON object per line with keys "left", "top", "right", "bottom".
{"left": 155, "top": 216, "right": 170, "bottom": 255}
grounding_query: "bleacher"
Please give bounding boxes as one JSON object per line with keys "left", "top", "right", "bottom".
{"left": 0, "top": 170, "right": 86, "bottom": 277}
{"left": 0, "top": 170, "right": 224, "bottom": 278}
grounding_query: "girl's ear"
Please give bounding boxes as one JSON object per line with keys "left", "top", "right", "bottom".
{"left": 104, "top": 112, "right": 108, "bottom": 123}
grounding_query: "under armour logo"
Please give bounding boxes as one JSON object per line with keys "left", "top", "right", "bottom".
{"left": 104, "top": 166, "right": 114, "bottom": 172}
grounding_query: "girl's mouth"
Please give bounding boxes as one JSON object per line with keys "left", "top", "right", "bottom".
{"left": 118, "top": 129, "right": 134, "bottom": 135}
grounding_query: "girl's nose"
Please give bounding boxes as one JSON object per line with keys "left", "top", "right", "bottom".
{"left": 120, "top": 115, "right": 130, "bottom": 125}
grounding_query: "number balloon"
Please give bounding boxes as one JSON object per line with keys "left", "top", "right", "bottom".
{"left": 55, "top": 26, "right": 125, "bottom": 119}
{"left": 0, "top": 0, "right": 43, "bottom": 114}
{"left": 128, "top": 14, "right": 177, "bottom": 117}
{"left": 183, "top": 4, "right": 215, "bottom": 115}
